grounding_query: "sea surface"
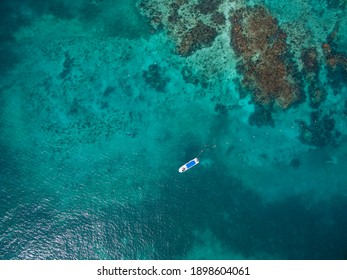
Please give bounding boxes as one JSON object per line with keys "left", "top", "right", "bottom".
{"left": 0, "top": 0, "right": 346, "bottom": 260}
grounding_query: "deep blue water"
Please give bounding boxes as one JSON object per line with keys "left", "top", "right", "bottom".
{"left": 0, "top": 0, "right": 347, "bottom": 260}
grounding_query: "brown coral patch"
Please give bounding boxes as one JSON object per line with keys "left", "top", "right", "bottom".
{"left": 323, "top": 27, "right": 347, "bottom": 72}
{"left": 321, "top": 27, "right": 347, "bottom": 95}
{"left": 178, "top": 21, "right": 217, "bottom": 56}
{"left": 300, "top": 47, "right": 326, "bottom": 108}
{"left": 323, "top": 43, "right": 347, "bottom": 72}
{"left": 301, "top": 48, "right": 319, "bottom": 74}
{"left": 230, "top": 5, "right": 301, "bottom": 109}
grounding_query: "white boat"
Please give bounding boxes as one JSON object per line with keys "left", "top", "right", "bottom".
{"left": 178, "top": 158, "right": 199, "bottom": 173}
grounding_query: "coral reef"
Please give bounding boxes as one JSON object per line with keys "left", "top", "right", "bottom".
{"left": 195, "top": 0, "right": 223, "bottom": 15}
{"left": 178, "top": 21, "right": 217, "bottom": 56}
{"left": 180, "top": 65, "right": 199, "bottom": 85}
{"left": 322, "top": 28, "right": 347, "bottom": 94}
{"left": 300, "top": 47, "right": 326, "bottom": 108}
{"left": 230, "top": 5, "right": 303, "bottom": 109}
{"left": 139, "top": 1, "right": 342, "bottom": 126}
{"left": 298, "top": 111, "right": 337, "bottom": 147}
{"left": 322, "top": 44, "right": 347, "bottom": 73}
{"left": 139, "top": 0, "right": 221, "bottom": 56}
{"left": 301, "top": 48, "right": 319, "bottom": 74}
{"left": 60, "top": 51, "right": 74, "bottom": 79}
{"left": 308, "top": 82, "right": 327, "bottom": 108}
{"left": 142, "top": 64, "right": 170, "bottom": 92}
{"left": 214, "top": 103, "right": 229, "bottom": 115}
{"left": 211, "top": 11, "right": 226, "bottom": 26}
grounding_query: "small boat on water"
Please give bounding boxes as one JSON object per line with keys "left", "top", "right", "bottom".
{"left": 178, "top": 158, "right": 199, "bottom": 173}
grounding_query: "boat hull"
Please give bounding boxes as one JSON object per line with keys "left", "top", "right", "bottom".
{"left": 178, "top": 158, "right": 199, "bottom": 173}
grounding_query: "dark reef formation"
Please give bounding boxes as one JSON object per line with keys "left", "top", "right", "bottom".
{"left": 301, "top": 48, "right": 319, "bottom": 74}
{"left": 180, "top": 65, "right": 209, "bottom": 87}
{"left": 289, "top": 157, "right": 301, "bottom": 168}
{"left": 322, "top": 28, "right": 347, "bottom": 95}
{"left": 60, "top": 51, "right": 74, "bottom": 79}
{"left": 230, "top": 5, "right": 303, "bottom": 109}
{"left": 211, "top": 11, "right": 226, "bottom": 26}
{"left": 323, "top": 43, "right": 347, "bottom": 70}
{"left": 326, "top": 0, "right": 346, "bottom": 9}
{"left": 195, "top": 0, "right": 223, "bottom": 15}
{"left": 248, "top": 105, "right": 275, "bottom": 127}
{"left": 300, "top": 47, "right": 327, "bottom": 108}
{"left": 178, "top": 21, "right": 217, "bottom": 56}
{"left": 298, "top": 111, "right": 337, "bottom": 147}
{"left": 142, "top": 64, "right": 170, "bottom": 92}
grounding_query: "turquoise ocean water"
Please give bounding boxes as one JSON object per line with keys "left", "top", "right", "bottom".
{"left": 0, "top": 0, "right": 346, "bottom": 259}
